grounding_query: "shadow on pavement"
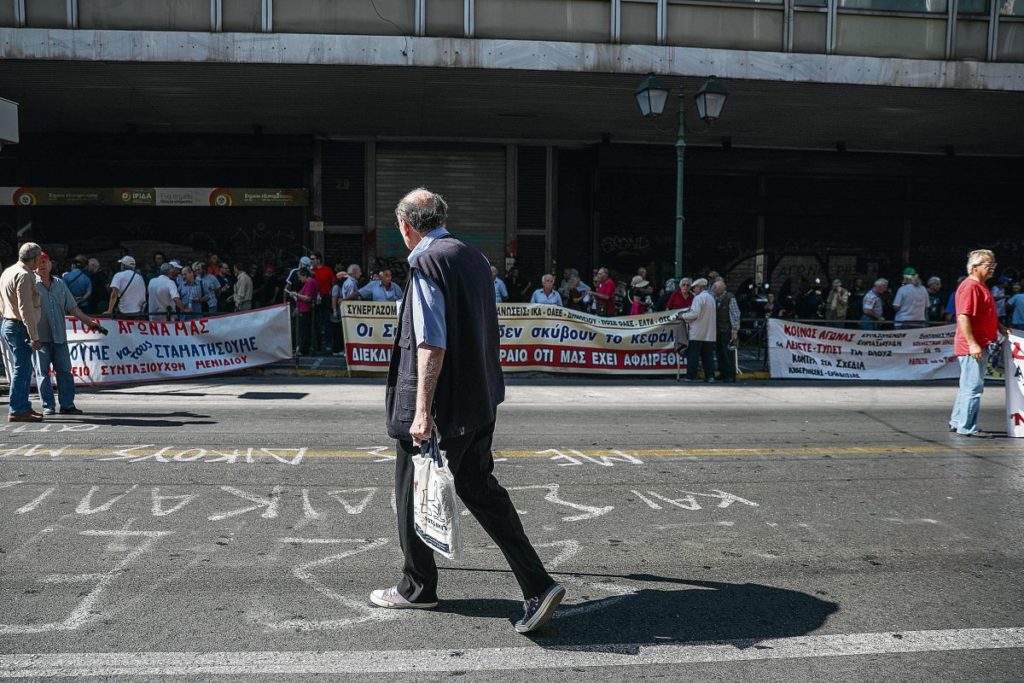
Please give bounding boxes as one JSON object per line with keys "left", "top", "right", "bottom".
{"left": 436, "top": 574, "right": 838, "bottom": 650}
{"left": 59, "top": 411, "right": 217, "bottom": 427}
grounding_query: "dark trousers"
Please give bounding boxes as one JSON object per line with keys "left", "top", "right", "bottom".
{"left": 296, "top": 311, "right": 312, "bottom": 354}
{"left": 714, "top": 334, "right": 735, "bottom": 381}
{"left": 395, "top": 421, "right": 554, "bottom": 603}
{"left": 686, "top": 339, "right": 715, "bottom": 381}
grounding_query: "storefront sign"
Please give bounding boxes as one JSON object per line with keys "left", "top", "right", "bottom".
{"left": 0, "top": 187, "right": 308, "bottom": 207}
{"left": 341, "top": 302, "right": 688, "bottom": 375}
{"left": 1004, "top": 332, "right": 1024, "bottom": 438}
{"left": 768, "top": 318, "right": 958, "bottom": 380}
{"left": 57, "top": 305, "right": 293, "bottom": 385}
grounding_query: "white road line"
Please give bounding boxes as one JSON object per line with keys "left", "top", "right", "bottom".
{"left": 1, "top": 627, "right": 1022, "bottom": 677}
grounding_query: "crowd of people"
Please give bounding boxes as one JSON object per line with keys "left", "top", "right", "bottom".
{"left": 23, "top": 247, "right": 1024, "bottom": 363}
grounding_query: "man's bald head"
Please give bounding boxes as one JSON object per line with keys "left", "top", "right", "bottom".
{"left": 396, "top": 188, "right": 448, "bottom": 234}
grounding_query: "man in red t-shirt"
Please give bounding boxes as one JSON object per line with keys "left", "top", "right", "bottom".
{"left": 589, "top": 267, "right": 617, "bottom": 316}
{"left": 949, "top": 249, "right": 1008, "bottom": 438}
{"left": 310, "top": 252, "right": 334, "bottom": 353}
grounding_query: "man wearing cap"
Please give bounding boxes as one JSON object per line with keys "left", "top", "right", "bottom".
{"left": 284, "top": 256, "right": 313, "bottom": 303}
{"left": 1, "top": 243, "right": 44, "bottom": 422}
{"left": 147, "top": 261, "right": 189, "bottom": 321}
{"left": 106, "top": 256, "right": 148, "bottom": 320}
{"left": 681, "top": 278, "right": 717, "bottom": 382}
{"left": 34, "top": 253, "right": 103, "bottom": 415}
{"left": 892, "top": 268, "right": 929, "bottom": 329}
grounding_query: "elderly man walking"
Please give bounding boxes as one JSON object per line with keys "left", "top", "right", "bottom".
{"left": 682, "top": 277, "right": 716, "bottom": 382}
{"left": 370, "top": 187, "right": 564, "bottom": 634}
{"left": 1, "top": 243, "right": 44, "bottom": 422}
{"left": 949, "top": 249, "right": 1007, "bottom": 438}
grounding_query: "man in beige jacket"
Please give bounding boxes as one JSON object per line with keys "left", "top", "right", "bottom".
{"left": 0, "top": 242, "right": 44, "bottom": 422}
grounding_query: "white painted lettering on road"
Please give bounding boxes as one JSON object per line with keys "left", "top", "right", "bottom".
{"left": 327, "top": 488, "right": 378, "bottom": 515}
{"left": 75, "top": 485, "right": 138, "bottom": 515}
{"left": 509, "top": 483, "right": 613, "bottom": 522}
{"left": 0, "top": 528, "right": 172, "bottom": 634}
{"left": 150, "top": 487, "right": 199, "bottom": 517}
{"left": 208, "top": 486, "right": 282, "bottom": 521}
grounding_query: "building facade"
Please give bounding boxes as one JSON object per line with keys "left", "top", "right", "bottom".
{"left": 1, "top": 0, "right": 1022, "bottom": 292}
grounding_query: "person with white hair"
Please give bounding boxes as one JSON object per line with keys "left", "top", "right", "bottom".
{"left": 892, "top": 267, "right": 929, "bottom": 329}
{"left": 530, "top": 274, "right": 563, "bottom": 306}
{"left": 105, "top": 255, "right": 147, "bottom": 319}
{"left": 926, "top": 276, "right": 945, "bottom": 321}
{"left": 860, "top": 278, "right": 888, "bottom": 330}
{"left": 825, "top": 279, "right": 849, "bottom": 321}
{"left": 681, "top": 278, "right": 717, "bottom": 382}
{"left": 949, "top": 249, "right": 1007, "bottom": 438}
{"left": 340, "top": 263, "right": 364, "bottom": 301}
{"left": 1, "top": 242, "right": 45, "bottom": 421}
{"left": 491, "top": 265, "right": 509, "bottom": 305}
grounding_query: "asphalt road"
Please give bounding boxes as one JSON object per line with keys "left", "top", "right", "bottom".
{"left": 0, "top": 377, "right": 1022, "bottom": 681}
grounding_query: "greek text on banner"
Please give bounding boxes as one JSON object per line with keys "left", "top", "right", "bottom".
{"left": 341, "top": 302, "right": 688, "bottom": 375}
{"left": 768, "top": 318, "right": 958, "bottom": 381}
{"left": 59, "top": 305, "right": 293, "bottom": 385}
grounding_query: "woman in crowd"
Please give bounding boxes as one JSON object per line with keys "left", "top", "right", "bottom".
{"left": 666, "top": 277, "right": 694, "bottom": 310}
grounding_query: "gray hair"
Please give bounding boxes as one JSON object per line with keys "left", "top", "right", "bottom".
{"left": 396, "top": 187, "right": 448, "bottom": 234}
{"left": 490, "top": 265, "right": 499, "bottom": 276}
{"left": 18, "top": 242, "right": 41, "bottom": 262}
{"left": 874, "top": 278, "right": 888, "bottom": 288}
{"left": 966, "top": 249, "right": 995, "bottom": 274}
{"left": 347, "top": 263, "right": 361, "bottom": 276}
{"left": 711, "top": 280, "right": 726, "bottom": 294}
{"left": 597, "top": 267, "right": 609, "bottom": 277}
{"left": 542, "top": 274, "right": 555, "bottom": 284}
{"left": 679, "top": 277, "right": 693, "bottom": 287}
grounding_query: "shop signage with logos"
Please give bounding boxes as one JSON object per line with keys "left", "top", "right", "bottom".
{"left": 0, "top": 187, "right": 308, "bottom": 207}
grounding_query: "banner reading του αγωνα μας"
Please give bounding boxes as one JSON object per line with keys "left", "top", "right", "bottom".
{"left": 58, "top": 305, "right": 292, "bottom": 385}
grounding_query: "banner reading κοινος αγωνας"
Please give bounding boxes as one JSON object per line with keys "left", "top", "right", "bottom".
{"left": 341, "top": 301, "right": 689, "bottom": 375}
{"left": 768, "top": 318, "right": 959, "bottom": 381}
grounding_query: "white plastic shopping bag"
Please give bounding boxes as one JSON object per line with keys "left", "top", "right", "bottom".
{"left": 412, "top": 433, "right": 464, "bottom": 560}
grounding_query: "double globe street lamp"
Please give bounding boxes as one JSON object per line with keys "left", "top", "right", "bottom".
{"left": 634, "top": 74, "right": 728, "bottom": 279}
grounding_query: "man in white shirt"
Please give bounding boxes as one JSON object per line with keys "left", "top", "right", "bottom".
{"left": 892, "top": 267, "right": 929, "bottom": 329}
{"left": 530, "top": 274, "right": 563, "bottom": 306}
{"left": 147, "top": 262, "right": 189, "bottom": 320}
{"left": 105, "top": 255, "right": 147, "bottom": 319}
{"left": 681, "top": 278, "right": 716, "bottom": 382}
{"left": 492, "top": 266, "right": 509, "bottom": 304}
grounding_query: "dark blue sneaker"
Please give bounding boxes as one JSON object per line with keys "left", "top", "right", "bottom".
{"left": 515, "top": 583, "right": 565, "bottom": 634}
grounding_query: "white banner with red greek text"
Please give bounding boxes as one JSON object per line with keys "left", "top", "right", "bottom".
{"left": 1004, "top": 332, "right": 1024, "bottom": 437}
{"left": 60, "top": 305, "right": 292, "bottom": 385}
{"left": 768, "top": 318, "right": 959, "bottom": 380}
{"left": 341, "top": 302, "right": 688, "bottom": 375}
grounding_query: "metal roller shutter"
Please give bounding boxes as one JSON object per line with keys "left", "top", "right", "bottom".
{"left": 375, "top": 144, "right": 507, "bottom": 269}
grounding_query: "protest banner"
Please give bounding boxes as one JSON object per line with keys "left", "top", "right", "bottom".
{"left": 768, "top": 318, "right": 959, "bottom": 380}
{"left": 51, "top": 305, "right": 293, "bottom": 385}
{"left": 1004, "top": 332, "right": 1024, "bottom": 437}
{"left": 341, "top": 302, "right": 688, "bottom": 376}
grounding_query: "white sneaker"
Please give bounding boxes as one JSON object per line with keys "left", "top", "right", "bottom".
{"left": 369, "top": 586, "right": 438, "bottom": 609}
{"left": 42, "top": 407, "right": 56, "bottom": 415}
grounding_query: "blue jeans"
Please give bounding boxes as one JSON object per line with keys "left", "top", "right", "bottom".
{"left": 949, "top": 352, "right": 986, "bottom": 435}
{"left": 859, "top": 315, "right": 877, "bottom": 331}
{"left": 35, "top": 342, "right": 76, "bottom": 411}
{"left": 1, "top": 320, "right": 35, "bottom": 414}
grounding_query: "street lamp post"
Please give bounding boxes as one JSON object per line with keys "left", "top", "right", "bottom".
{"left": 635, "top": 74, "right": 728, "bottom": 280}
